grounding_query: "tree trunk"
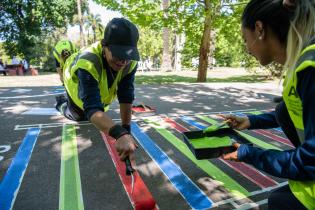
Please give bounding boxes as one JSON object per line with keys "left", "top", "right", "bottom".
{"left": 92, "top": 26, "right": 96, "bottom": 43}
{"left": 77, "top": 0, "right": 85, "bottom": 47}
{"left": 161, "top": 0, "right": 172, "bottom": 72}
{"left": 197, "top": 0, "right": 212, "bottom": 82}
{"left": 208, "top": 30, "right": 216, "bottom": 70}
{"left": 174, "top": 34, "right": 184, "bottom": 71}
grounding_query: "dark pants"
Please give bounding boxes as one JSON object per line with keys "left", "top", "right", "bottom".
{"left": 57, "top": 94, "right": 87, "bottom": 122}
{"left": 268, "top": 102, "right": 306, "bottom": 209}
{"left": 268, "top": 185, "right": 307, "bottom": 210}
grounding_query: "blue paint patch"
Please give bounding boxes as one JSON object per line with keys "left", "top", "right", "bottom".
{"left": 0, "top": 128, "right": 40, "bottom": 210}
{"left": 274, "top": 127, "right": 283, "bottom": 132}
{"left": 22, "top": 108, "right": 60, "bottom": 116}
{"left": 131, "top": 122, "right": 213, "bottom": 210}
{"left": 180, "top": 116, "right": 206, "bottom": 130}
{"left": 50, "top": 86, "right": 65, "bottom": 94}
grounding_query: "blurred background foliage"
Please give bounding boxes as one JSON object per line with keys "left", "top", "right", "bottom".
{"left": 0, "top": 0, "right": 281, "bottom": 79}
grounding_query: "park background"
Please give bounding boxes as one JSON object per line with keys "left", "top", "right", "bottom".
{"left": 0, "top": 0, "right": 283, "bottom": 82}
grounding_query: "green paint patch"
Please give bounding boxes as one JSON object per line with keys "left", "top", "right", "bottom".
{"left": 144, "top": 118, "right": 249, "bottom": 198}
{"left": 59, "top": 124, "right": 84, "bottom": 210}
{"left": 203, "top": 124, "right": 228, "bottom": 133}
{"left": 196, "top": 115, "right": 281, "bottom": 150}
{"left": 190, "top": 136, "right": 232, "bottom": 149}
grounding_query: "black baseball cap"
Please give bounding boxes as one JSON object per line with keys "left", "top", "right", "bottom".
{"left": 103, "top": 18, "right": 140, "bottom": 61}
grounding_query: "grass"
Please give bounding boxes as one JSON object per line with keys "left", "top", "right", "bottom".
{"left": 135, "top": 75, "right": 272, "bottom": 85}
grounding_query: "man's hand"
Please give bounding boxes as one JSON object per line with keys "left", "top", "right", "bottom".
{"left": 218, "top": 114, "right": 251, "bottom": 130}
{"left": 115, "top": 134, "right": 138, "bottom": 160}
{"left": 222, "top": 143, "right": 241, "bottom": 161}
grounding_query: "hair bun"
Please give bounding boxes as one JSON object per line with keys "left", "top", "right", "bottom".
{"left": 283, "top": 0, "right": 296, "bottom": 11}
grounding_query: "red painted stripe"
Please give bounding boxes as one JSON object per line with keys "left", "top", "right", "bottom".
{"left": 132, "top": 107, "right": 156, "bottom": 113}
{"left": 101, "top": 133, "right": 158, "bottom": 210}
{"left": 254, "top": 129, "right": 293, "bottom": 148}
{"left": 223, "top": 161, "right": 277, "bottom": 188}
{"left": 164, "top": 117, "right": 187, "bottom": 132}
{"left": 164, "top": 117, "right": 278, "bottom": 189}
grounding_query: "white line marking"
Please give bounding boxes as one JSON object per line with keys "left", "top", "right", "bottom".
{"left": 0, "top": 145, "right": 11, "bottom": 153}
{"left": 22, "top": 108, "right": 61, "bottom": 115}
{"left": 0, "top": 92, "right": 65, "bottom": 99}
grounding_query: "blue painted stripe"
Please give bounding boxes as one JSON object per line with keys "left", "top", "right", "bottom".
{"left": 180, "top": 116, "right": 206, "bottom": 129}
{"left": 131, "top": 122, "right": 213, "bottom": 210}
{"left": 0, "top": 128, "right": 41, "bottom": 210}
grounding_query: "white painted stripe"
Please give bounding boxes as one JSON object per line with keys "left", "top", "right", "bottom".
{"left": 236, "top": 199, "right": 268, "bottom": 210}
{"left": 15, "top": 119, "right": 120, "bottom": 130}
{"left": 211, "top": 182, "right": 287, "bottom": 207}
{"left": 0, "top": 92, "right": 65, "bottom": 99}
{"left": 165, "top": 108, "right": 259, "bottom": 117}
{"left": 22, "top": 108, "right": 61, "bottom": 115}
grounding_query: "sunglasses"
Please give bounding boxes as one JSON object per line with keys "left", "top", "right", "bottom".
{"left": 111, "top": 56, "right": 130, "bottom": 64}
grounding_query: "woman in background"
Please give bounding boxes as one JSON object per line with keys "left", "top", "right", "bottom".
{"left": 221, "top": 0, "right": 315, "bottom": 209}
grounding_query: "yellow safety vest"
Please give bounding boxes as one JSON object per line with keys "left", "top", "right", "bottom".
{"left": 63, "top": 41, "right": 137, "bottom": 112}
{"left": 53, "top": 40, "right": 77, "bottom": 69}
{"left": 283, "top": 44, "right": 315, "bottom": 210}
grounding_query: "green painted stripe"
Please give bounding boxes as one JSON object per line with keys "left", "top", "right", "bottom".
{"left": 245, "top": 111, "right": 263, "bottom": 115}
{"left": 59, "top": 124, "right": 84, "bottom": 210}
{"left": 144, "top": 119, "right": 249, "bottom": 198}
{"left": 196, "top": 115, "right": 281, "bottom": 151}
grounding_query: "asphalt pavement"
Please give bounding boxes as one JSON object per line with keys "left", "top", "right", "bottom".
{"left": 0, "top": 83, "right": 289, "bottom": 210}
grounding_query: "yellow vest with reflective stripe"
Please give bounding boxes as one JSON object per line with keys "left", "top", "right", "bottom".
{"left": 63, "top": 41, "right": 137, "bottom": 112}
{"left": 283, "top": 44, "right": 315, "bottom": 210}
{"left": 53, "top": 40, "right": 77, "bottom": 68}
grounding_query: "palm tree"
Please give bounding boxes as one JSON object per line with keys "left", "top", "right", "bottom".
{"left": 87, "top": 14, "right": 104, "bottom": 43}
{"left": 76, "top": 0, "right": 85, "bottom": 47}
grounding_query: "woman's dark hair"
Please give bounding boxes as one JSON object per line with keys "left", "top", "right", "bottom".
{"left": 242, "top": 0, "right": 294, "bottom": 44}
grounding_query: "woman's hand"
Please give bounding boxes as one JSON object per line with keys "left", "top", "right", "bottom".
{"left": 222, "top": 143, "right": 241, "bottom": 161}
{"left": 218, "top": 114, "right": 251, "bottom": 130}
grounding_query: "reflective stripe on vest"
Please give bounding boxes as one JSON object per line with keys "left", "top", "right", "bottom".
{"left": 283, "top": 44, "right": 315, "bottom": 210}
{"left": 63, "top": 41, "right": 137, "bottom": 112}
{"left": 53, "top": 48, "right": 61, "bottom": 63}
{"left": 70, "top": 51, "right": 103, "bottom": 77}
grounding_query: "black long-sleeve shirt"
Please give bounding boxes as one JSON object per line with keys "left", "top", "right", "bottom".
{"left": 239, "top": 68, "right": 315, "bottom": 181}
{"left": 76, "top": 57, "right": 137, "bottom": 120}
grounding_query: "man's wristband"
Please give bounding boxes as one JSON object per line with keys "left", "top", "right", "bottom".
{"left": 122, "top": 124, "right": 131, "bottom": 133}
{"left": 109, "top": 124, "right": 129, "bottom": 140}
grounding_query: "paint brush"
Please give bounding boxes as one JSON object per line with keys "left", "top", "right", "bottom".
{"left": 203, "top": 120, "right": 231, "bottom": 133}
{"left": 125, "top": 157, "right": 135, "bottom": 194}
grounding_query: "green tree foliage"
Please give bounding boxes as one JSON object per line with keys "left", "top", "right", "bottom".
{"left": 85, "top": 13, "right": 104, "bottom": 44}
{"left": 94, "top": 0, "right": 281, "bottom": 77}
{"left": 138, "top": 27, "right": 163, "bottom": 64}
{"left": 214, "top": 2, "right": 244, "bottom": 67}
{"left": 94, "top": 0, "right": 165, "bottom": 66}
{"left": 94, "top": 0, "right": 163, "bottom": 29}
{"left": 0, "top": 0, "right": 84, "bottom": 66}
